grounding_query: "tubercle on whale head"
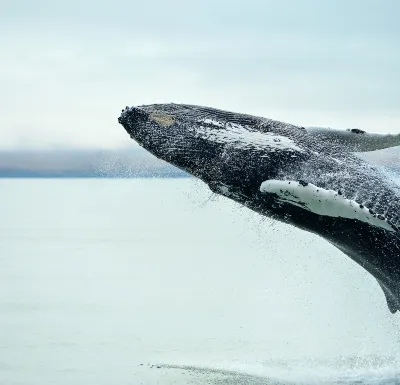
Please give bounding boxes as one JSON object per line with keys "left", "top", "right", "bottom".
{"left": 118, "top": 106, "right": 150, "bottom": 141}
{"left": 119, "top": 106, "right": 149, "bottom": 124}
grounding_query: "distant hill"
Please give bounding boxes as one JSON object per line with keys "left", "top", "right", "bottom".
{"left": 1, "top": 145, "right": 399, "bottom": 179}
{"left": 0, "top": 146, "right": 189, "bottom": 178}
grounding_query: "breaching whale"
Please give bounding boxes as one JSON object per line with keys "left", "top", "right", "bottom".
{"left": 118, "top": 103, "right": 400, "bottom": 314}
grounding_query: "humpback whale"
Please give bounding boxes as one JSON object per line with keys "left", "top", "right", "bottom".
{"left": 118, "top": 104, "right": 400, "bottom": 313}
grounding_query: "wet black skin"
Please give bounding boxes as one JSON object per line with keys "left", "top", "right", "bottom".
{"left": 118, "top": 103, "right": 400, "bottom": 314}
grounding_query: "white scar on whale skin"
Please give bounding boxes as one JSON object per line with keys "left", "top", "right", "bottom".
{"left": 196, "top": 120, "right": 304, "bottom": 153}
{"left": 260, "top": 180, "right": 395, "bottom": 232}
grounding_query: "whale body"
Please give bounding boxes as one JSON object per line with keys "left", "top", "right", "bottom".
{"left": 118, "top": 103, "right": 400, "bottom": 313}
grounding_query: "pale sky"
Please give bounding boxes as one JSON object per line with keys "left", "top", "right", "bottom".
{"left": 1, "top": 0, "right": 399, "bottom": 149}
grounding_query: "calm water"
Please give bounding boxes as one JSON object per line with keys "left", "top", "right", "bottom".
{"left": 1, "top": 179, "right": 400, "bottom": 385}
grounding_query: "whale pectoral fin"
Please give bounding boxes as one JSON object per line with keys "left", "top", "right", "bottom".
{"left": 377, "top": 280, "right": 400, "bottom": 314}
{"left": 260, "top": 180, "right": 395, "bottom": 232}
{"left": 306, "top": 127, "right": 400, "bottom": 152}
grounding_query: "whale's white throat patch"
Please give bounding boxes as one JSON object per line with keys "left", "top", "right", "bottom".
{"left": 195, "top": 119, "right": 303, "bottom": 152}
{"left": 260, "top": 180, "right": 395, "bottom": 232}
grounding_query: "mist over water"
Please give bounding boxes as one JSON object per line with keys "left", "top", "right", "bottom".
{"left": 1, "top": 179, "right": 399, "bottom": 384}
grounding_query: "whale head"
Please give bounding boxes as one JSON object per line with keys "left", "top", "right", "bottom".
{"left": 118, "top": 103, "right": 306, "bottom": 199}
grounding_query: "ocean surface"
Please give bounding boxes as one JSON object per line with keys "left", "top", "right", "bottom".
{"left": 1, "top": 179, "right": 400, "bottom": 385}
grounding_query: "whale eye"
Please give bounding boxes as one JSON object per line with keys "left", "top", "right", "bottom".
{"left": 149, "top": 112, "right": 175, "bottom": 127}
